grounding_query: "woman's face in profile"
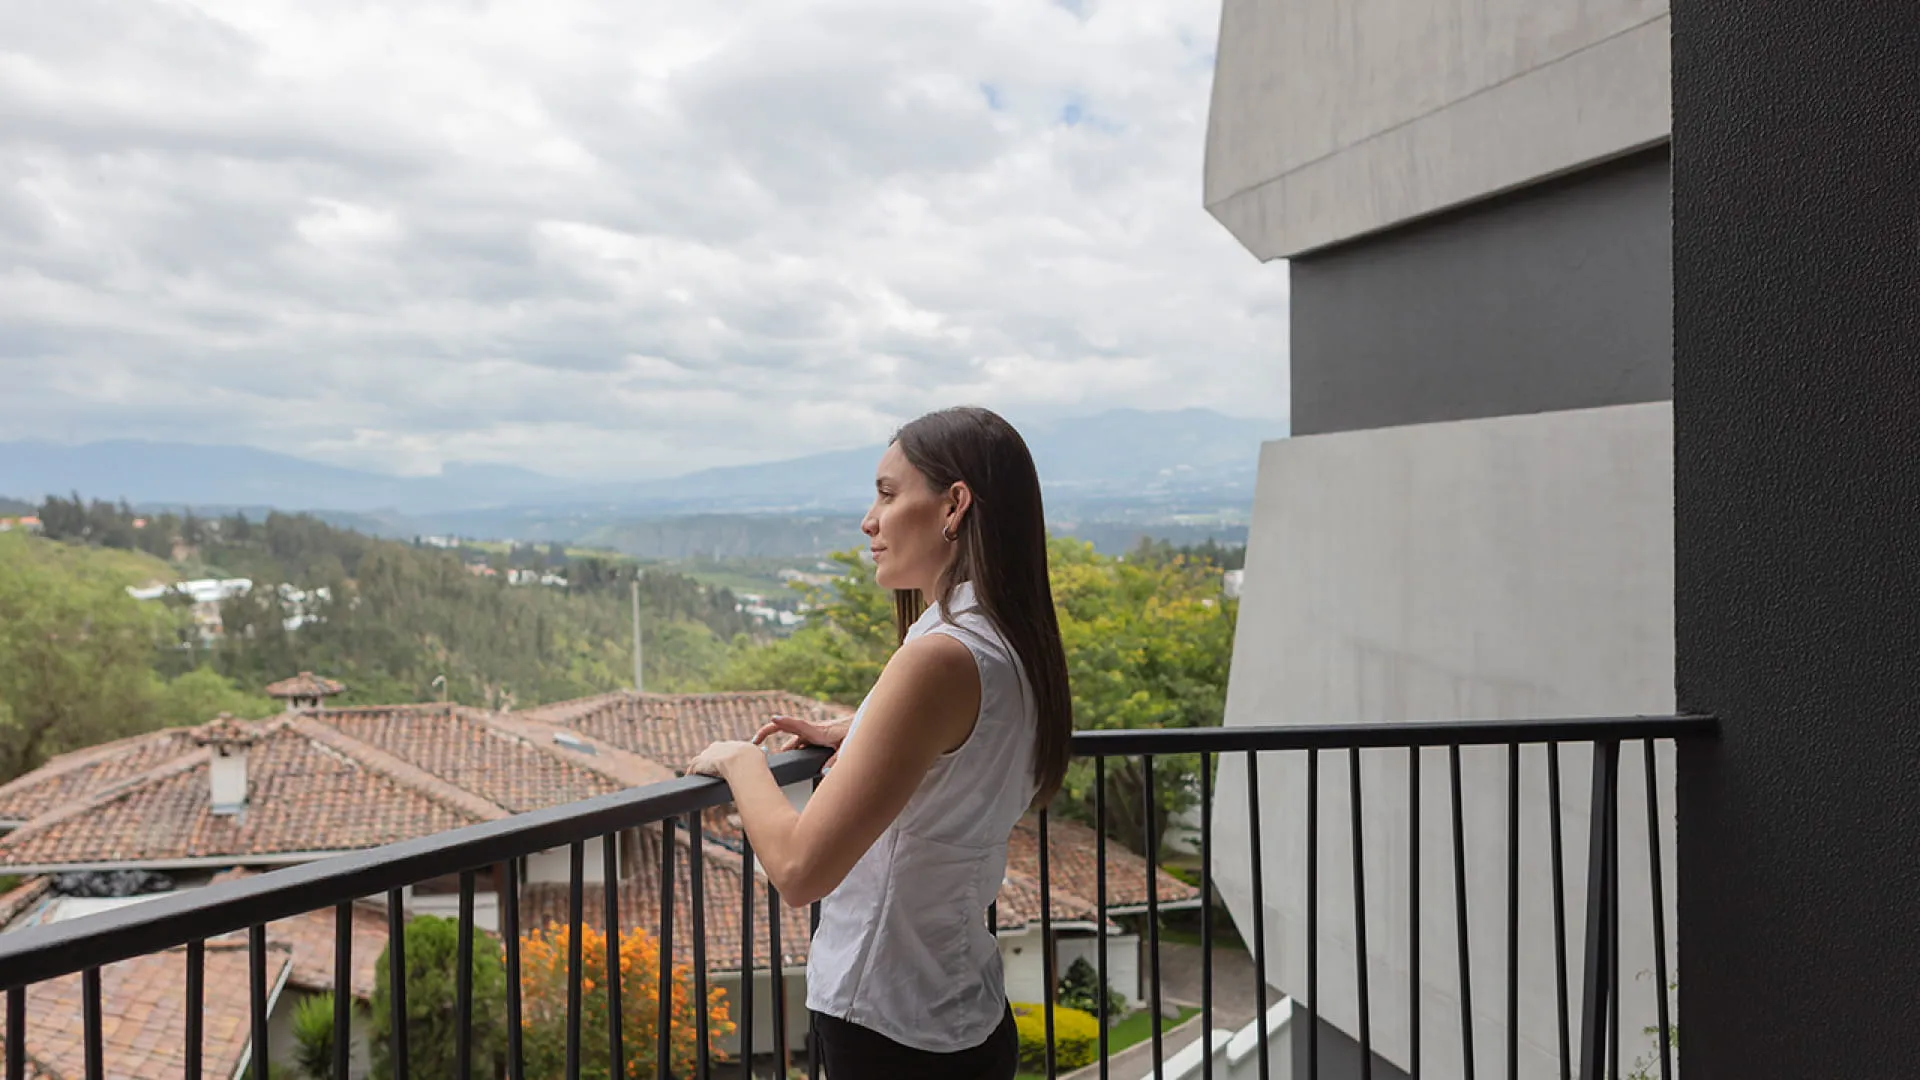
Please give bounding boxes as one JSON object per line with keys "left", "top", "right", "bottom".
{"left": 862, "top": 443, "right": 949, "bottom": 593}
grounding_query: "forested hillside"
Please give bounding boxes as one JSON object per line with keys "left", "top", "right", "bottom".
{"left": 7, "top": 496, "right": 1246, "bottom": 853}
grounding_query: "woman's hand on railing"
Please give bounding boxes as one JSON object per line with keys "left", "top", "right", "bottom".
{"left": 753, "top": 712, "right": 851, "bottom": 769}
{"left": 686, "top": 740, "right": 765, "bottom": 781}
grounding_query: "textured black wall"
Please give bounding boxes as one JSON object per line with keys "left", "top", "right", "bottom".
{"left": 1290, "top": 150, "right": 1670, "bottom": 435}
{"left": 1673, "top": 2, "right": 1920, "bottom": 1077}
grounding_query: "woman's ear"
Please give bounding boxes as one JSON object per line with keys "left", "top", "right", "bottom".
{"left": 947, "top": 482, "right": 973, "bottom": 530}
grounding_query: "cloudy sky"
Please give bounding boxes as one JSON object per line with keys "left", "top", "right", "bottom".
{"left": 1, "top": 0, "right": 1288, "bottom": 480}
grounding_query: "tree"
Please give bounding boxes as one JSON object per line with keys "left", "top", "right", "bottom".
{"left": 518, "top": 922, "right": 733, "bottom": 1079}
{"left": 291, "top": 992, "right": 342, "bottom": 1079}
{"left": 151, "top": 667, "right": 276, "bottom": 729}
{"left": 709, "top": 550, "right": 893, "bottom": 705}
{"left": 369, "top": 916, "right": 507, "bottom": 1079}
{"left": 1050, "top": 538, "right": 1236, "bottom": 858}
{"left": 1056, "top": 956, "right": 1126, "bottom": 1019}
{"left": 0, "top": 533, "right": 175, "bottom": 781}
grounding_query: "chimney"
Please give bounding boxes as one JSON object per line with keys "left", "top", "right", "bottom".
{"left": 193, "top": 714, "right": 262, "bottom": 816}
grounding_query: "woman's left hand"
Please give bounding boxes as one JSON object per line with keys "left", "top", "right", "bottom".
{"left": 687, "top": 740, "right": 763, "bottom": 780}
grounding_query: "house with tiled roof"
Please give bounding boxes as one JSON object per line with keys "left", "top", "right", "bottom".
{"left": 0, "top": 687, "right": 1198, "bottom": 1072}
{"left": 0, "top": 934, "right": 292, "bottom": 1080}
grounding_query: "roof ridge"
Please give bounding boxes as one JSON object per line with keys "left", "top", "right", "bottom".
{"left": 0, "top": 727, "right": 191, "bottom": 804}
{"left": 476, "top": 711, "right": 676, "bottom": 788}
{"left": 0, "top": 748, "right": 212, "bottom": 852}
{"left": 290, "top": 701, "right": 452, "bottom": 718}
{"left": 291, "top": 716, "right": 509, "bottom": 823}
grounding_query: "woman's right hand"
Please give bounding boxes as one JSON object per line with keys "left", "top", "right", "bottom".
{"left": 753, "top": 712, "right": 851, "bottom": 766}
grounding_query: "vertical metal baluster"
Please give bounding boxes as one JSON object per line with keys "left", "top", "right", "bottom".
{"left": 1449, "top": 746, "right": 1475, "bottom": 1080}
{"left": 567, "top": 841, "right": 585, "bottom": 1080}
{"left": 1506, "top": 744, "right": 1520, "bottom": 1080}
{"left": 604, "top": 836, "right": 624, "bottom": 1080}
{"left": 687, "top": 814, "right": 709, "bottom": 1080}
{"left": 658, "top": 819, "right": 677, "bottom": 1080}
{"left": 1351, "top": 748, "right": 1373, "bottom": 1080}
{"left": 249, "top": 926, "right": 270, "bottom": 1079}
{"left": 1577, "top": 741, "right": 1619, "bottom": 1080}
{"left": 1144, "top": 756, "right": 1164, "bottom": 1080}
{"left": 1409, "top": 747, "right": 1421, "bottom": 1080}
{"left": 1548, "top": 745, "right": 1570, "bottom": 1080}
{"left": 388, "top": 890, "right": 409, "bottom": 1080}
{"left": 1201, "top": 752, "right": 1215, "bottom": 1080}
{"left": 187, "top": 939, "right": 205, "bottom": 1080}
{"left": 1096, "top": 755, "right": 1111, "bottom": 1080}
{"left": 1608, "top": 750, "right": 1621, "bottom": 1080}
{"left": 332, "top": 906, "right": 350, "bottom": 1080}
{"left": 458, "top": 871, "right": 475, "bottom": 1080}
{"left": 739, "top": 838, "right": 756, "bottom": 1075}
{"left": 83, "top": 966, "right": 103, "bottom": 1080}
{"left": 504, "top": 860, "right": 525, "bottom": 1080}
{"left": 1643, "top": 741, "right": 1673, "bottom": 1080}
{"left": 1308, "top": 746, "right": 1319, "bottom": 1080}
{"left": 769, "top": 881, "right": 789, "bottom": 1073}
{"left": 1040, "top": 809, "right": 1058, "bottom": 1079}
{"left": 1248, "top": 750, "right": 1270, "bottom": 1080}
{"left": 6, "top": 986, "right": 23, "bottom": 1080}
{"left": 809, "top": 775, "right": 823, "bottom": 1080}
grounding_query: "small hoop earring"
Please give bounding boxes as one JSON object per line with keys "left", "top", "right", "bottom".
{"left": 942, "top": 524, "right": 958, "bottom": 543}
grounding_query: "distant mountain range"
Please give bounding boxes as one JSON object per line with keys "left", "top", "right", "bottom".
{"left": 0, "top": 408, "right": 1287, "bottom": 552}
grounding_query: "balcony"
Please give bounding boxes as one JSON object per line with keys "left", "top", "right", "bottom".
{"left": 0, "top": 714, "right": 1711, "bottom": 1080}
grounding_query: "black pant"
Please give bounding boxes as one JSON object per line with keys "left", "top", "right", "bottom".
{"left": 810, "top": 1006, "right": 1018, "bottom": 1080}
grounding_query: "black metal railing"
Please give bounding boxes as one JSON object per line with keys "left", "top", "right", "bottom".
{"left": 0, "top": 715, "right": 1711, "bottom": 1080}
{"left": 1066, "top": 715, "right": 1712, "bottom": 1080}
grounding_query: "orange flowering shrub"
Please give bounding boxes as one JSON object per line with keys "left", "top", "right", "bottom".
{"left": 518, "top": 921, "right": 734, "bottom": 1079}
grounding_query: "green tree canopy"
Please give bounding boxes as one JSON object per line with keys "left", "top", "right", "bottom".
{"left": 368, "top": 915, "right": 506, "bottom": 1080}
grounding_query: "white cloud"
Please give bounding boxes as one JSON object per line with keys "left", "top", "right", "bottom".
{"left": 0, "top": 0, "right": 1288, "bottom": 480}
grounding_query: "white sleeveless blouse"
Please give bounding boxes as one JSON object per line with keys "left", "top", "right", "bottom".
{"left": 804, "top": 581, "right": 1040, "bottom": 1052}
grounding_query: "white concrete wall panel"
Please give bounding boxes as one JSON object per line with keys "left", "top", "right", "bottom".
{"left": 1204, "top": 0, "right": 1670, "bottom": 257}
{"left": 1212, "top": 404, "right": 1676, "bottom": 1079}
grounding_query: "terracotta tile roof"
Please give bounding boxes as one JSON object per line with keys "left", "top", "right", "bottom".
{"left": 300, "top": 705, "right": 630, "bottom": 816}
{"left": 522, "top": 826, "right": 813, "bottom": 974}
{"left": 996, "top": 815, "right": 1200, "bottom": 930}
{"left": 0, "top": 876, "right": 51, "bottom": 930}
{"left": 271, "top": 903, "right": 389, "bottom": 999}
{"left": 0, "top": 729, "right": 201, "bottom": 824}
{"left": 525, "top": 692, "right": 851, "bottom": 772}
{"left": 265, "top": 671, "right": 346, "bottom": 699}
{"left": 209, "top": 869, "right": 390, "bottom": 1001}
{"left": 0, "top": 720, "right": 487, "bottom": 868}
{"left": 1006, "top": 814, "right": 1198, "bottom": 914}
{"left": 189, "top": 713, "right": 264, "bottom": 749}
{"left": 0, "top": 939, "right": 291, "bottom": 1080}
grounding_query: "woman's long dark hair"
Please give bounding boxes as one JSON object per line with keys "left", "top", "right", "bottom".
{"left": 890, "top": 406, "right": 1073, "bottom": 805}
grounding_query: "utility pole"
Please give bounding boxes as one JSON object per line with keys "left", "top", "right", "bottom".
{"left": 631, "top": 576, "right": 644, "bottom": 692}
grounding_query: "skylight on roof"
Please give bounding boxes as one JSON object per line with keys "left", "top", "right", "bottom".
{"left": 552, "top": 732, "right": 597, "bottom": 755}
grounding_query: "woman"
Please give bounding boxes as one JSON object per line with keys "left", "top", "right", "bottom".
{"left": 687, "top": 406, "right": 1073, "bottom": 1079}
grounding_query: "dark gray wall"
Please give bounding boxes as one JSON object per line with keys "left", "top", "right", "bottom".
{"left": 1673, "top": 2, "right": 1920, "bottom": 1078}
{"left": 1291, "top": 1006, "right": 1412, "bottom": 1080}
{"left": 1290, "top": 150, "right": 1671, "bottom": 435}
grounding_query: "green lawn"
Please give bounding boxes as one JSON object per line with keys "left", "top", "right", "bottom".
{"left": 1016, "top": 1006, "right": 1202, "bottom": 1080}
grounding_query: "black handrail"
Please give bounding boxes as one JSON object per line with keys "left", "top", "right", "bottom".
{"left": 1070, "top": 714, "right": 1714, "bottom": 755}
{"left": 0, "top": 748, "right": 830, "bottom": 991}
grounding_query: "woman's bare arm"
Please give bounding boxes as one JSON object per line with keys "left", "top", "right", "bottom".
{"left": 689, "top": 633, "right": 981, "bottom": 907}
